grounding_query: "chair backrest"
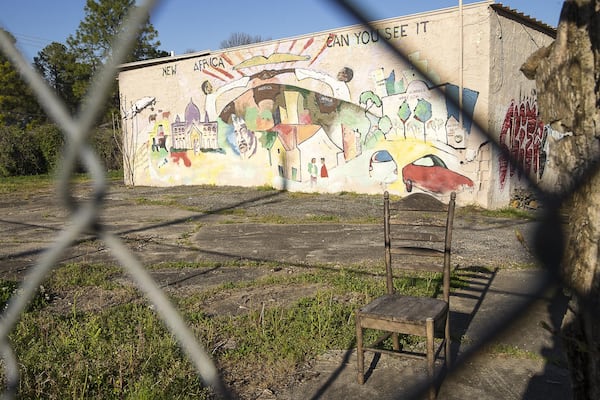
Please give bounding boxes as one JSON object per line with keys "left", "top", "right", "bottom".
{"left": 383, "top": 191, "right": 456, "bottom": 302}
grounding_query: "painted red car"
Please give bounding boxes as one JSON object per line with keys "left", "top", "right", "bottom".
{"left": 402, "top": 154, "right": 473, "bottom": 193}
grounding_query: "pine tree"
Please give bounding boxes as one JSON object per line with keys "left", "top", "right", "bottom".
{"left": 66, "top": 0, "right": 168, "bottom": 121}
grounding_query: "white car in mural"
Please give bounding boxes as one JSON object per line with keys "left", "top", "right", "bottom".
{"left": 368, "top": 150, "right": 398, "bottom": 184}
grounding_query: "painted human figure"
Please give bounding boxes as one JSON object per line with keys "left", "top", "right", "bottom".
{"left": 308, "top": 158, "right": 318, "bottom": 186}
{"left": 320, "top": 157, "right": 329, "bottom": 178}
{"left": 294, "top": 67, "right": 353, "bottom": 102}
{"left": 202, "top": 77, "right": 250, "bottom": 121}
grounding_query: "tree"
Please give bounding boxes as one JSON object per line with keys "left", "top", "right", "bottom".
{"left": 521, "top": 1, "right": 600, "bottom": 398}
{"left": 66, "top": 0, "right": 168, "bottom": 120}
{"left": 0, "top": 30, "right": 43, "bottom": 127}
{"left": 67, "top": 0, "right": 168, "bottom": 69}
{"left": 220, "top": 32, "right": 270, "bottom": 49}
{"left": 33, "top": 42, "right": 80, "bottom": 115}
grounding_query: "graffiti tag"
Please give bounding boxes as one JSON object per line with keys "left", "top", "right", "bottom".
{"left": 499, "top": 96, "right": 547, "bottom": 188}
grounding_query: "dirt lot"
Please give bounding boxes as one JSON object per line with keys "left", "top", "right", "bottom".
{"left": 0, "top": 181, "right": 573, "bottom": 399}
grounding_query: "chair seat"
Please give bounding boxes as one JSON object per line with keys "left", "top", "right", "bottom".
{"left": 358, "top": 294, "right": 448, "bottom": 325}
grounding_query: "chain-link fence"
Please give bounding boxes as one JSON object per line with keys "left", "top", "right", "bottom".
{"left": 0, "top": 0, "right": 594, "bottom": 399}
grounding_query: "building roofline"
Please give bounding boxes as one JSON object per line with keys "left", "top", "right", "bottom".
{"left": 117, "top": 1, "right": 556, "bottom": 73}
{"left": 491, "top": 3, "right": 557, "bottom": 39}
{"left": 118, "top": 50, "right": 211, "bottom": 71}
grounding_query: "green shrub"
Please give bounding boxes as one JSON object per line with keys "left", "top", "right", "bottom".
{"left": 32, "top": 124, "right": 64, "bottom": 172}
{"left": 0, "top": 125, "right": 46, "bottom": 176}
{"left": 0, "top": 123, "right": 123, "bottom": 177}
{"left": 90, "top": 126, "right": 123, "bottom": 172}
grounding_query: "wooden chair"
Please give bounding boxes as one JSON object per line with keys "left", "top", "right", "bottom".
{"left": 355, "top": 191, "right": 456, "bottom": 399}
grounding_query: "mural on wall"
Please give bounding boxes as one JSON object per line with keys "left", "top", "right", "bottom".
{"left": 498, "top": 92, "right": 548, "bottom": 188}
{"left": 402, "top": 154, "right": 473, "bottom": 193}
{"left": 122, "top": 20, "right": 482, "bottom": 196}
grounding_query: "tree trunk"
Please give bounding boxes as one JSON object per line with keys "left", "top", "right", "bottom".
{"left": 521, "top": 1, "right": 600, "bottom": 398}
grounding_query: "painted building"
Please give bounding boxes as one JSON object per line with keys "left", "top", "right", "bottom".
{"left": 117, "top": 1, "right": 558, "bottom": 208}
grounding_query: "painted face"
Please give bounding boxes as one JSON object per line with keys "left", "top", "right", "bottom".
{"left": 234, "top": 121, "right": 256, "bottom": 158}
{"left": 202, "top": 80, "right": 213, "bottom": 95}
{"left": 237, "top": 126, "right": 249, "bottom": 153}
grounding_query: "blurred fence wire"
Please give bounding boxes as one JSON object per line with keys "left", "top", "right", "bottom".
{"left": 0, "top": 0, "right": 593, "bottom": 399}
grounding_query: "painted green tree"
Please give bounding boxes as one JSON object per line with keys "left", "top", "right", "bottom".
{"left": 413, "top": 98, "right": 432, "bottom": 142}
{"left": 397, "top": 100, "right": 411, "bottom": 139}
{"left": 359, "top": 90, "right": 384, "bottom": 147}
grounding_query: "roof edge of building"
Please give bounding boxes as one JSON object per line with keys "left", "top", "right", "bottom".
{"left": 118, "top": 2, "right": 556, "bottom": 73}
{"left": 118, "top": 50, "right": 211, "bottom": 72}
{"left": 491, "top": 3, "right": 557, "bottom": 39}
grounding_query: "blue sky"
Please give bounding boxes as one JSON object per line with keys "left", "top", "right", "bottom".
{"left": 1, "top": 0, "right": 564, "bottom": 60}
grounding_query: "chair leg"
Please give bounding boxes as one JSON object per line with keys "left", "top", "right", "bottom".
{"left": 356, "top": 319, "right": 365, "bottom": 384}
{"left": 426, "top": 318, "right": 436, "bottom": 400}
{"left": 445, "top": 315, "right": 451, "bottom": 368}
{"left": 392, "top": 332, "right": 400, "bottom": 351}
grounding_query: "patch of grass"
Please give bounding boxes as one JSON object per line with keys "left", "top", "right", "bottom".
{"left": 0, "top": 279, "right": 51, "bottom": 312}
{"left": 214, "top": 208, "right": 247, "bottom": 217}
{"left": 483, "top": 207, "right": 536, "bottom": 220}
{"left": 177, "top": 223, "right": 203, "bottom": 245}
{"left": 306, "top": 214, "right": 341, "bottom": 223}
{"left": 0, "top": 174, "right": 55, "bottom": 194}
{"left": 255, "top": 184, "right": 277, "bottom": 191}
{"left": 146, "top": 260, "right": 282, "bottom": 272}
{"left": 10, "top": 303, "right": 212, "bottom": 399}
{"left": 244, "top": 213, "right": 378, "bottom": 224}
{"left": 133, "top": 197, "right": 179, "bottom": 207}
{"left": 253, "top": 214, "right": 343, "bottom": 224}
{"left": 0, "top": 173, "right": 113, "bottom": 194}
{"left": 4, "top": 260, "right": 470, "bottom": 397}
{"left": 486, "top": 343, "right": 542, "bottom": 360}
{"left": 243, "top": 214, "right": 287, "bottom": 224}
{"left": 106, "top": 169, "right": 124, "bottom": 182}
{"left": 459, "top": 204, "right": 536, "bottom": 220}
{"left": 213, "top": 290, "right": 355, "bottom": 365}
{"left": 287, "top": 191, "right": 318, "bottom": 199}
{"left": 509, "top": 262, "right": 540, "bottom": 269}
{"left": 48, "top": 263, "right": 121, "bottom": 290}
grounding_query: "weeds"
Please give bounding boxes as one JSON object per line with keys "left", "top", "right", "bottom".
{"left": 0, "top": 174, "right": 55, "bottom": 194}
{"left": 48, "top": 263, "right": 121, "bottom": 290}
{"left": 134, "top": 197, "right": 179, "bottom": 207}
{"left": 1, "top": 259, "right": 490, "bottom": 398}
{"left": 486, "top": 343, "right": 542, "bottom": 360}
{"left": 458, "top": 204, "right": 536, "bottom": 220}
{"left": 10, "top": 303, "right": 210, "bottom": 399}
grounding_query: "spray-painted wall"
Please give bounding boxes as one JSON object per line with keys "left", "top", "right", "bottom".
{"left": 488, "top": 7, "right": 561, "bottom": 207}
{"left": 118, "top": 2, "right": 555, "bottom": 208}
